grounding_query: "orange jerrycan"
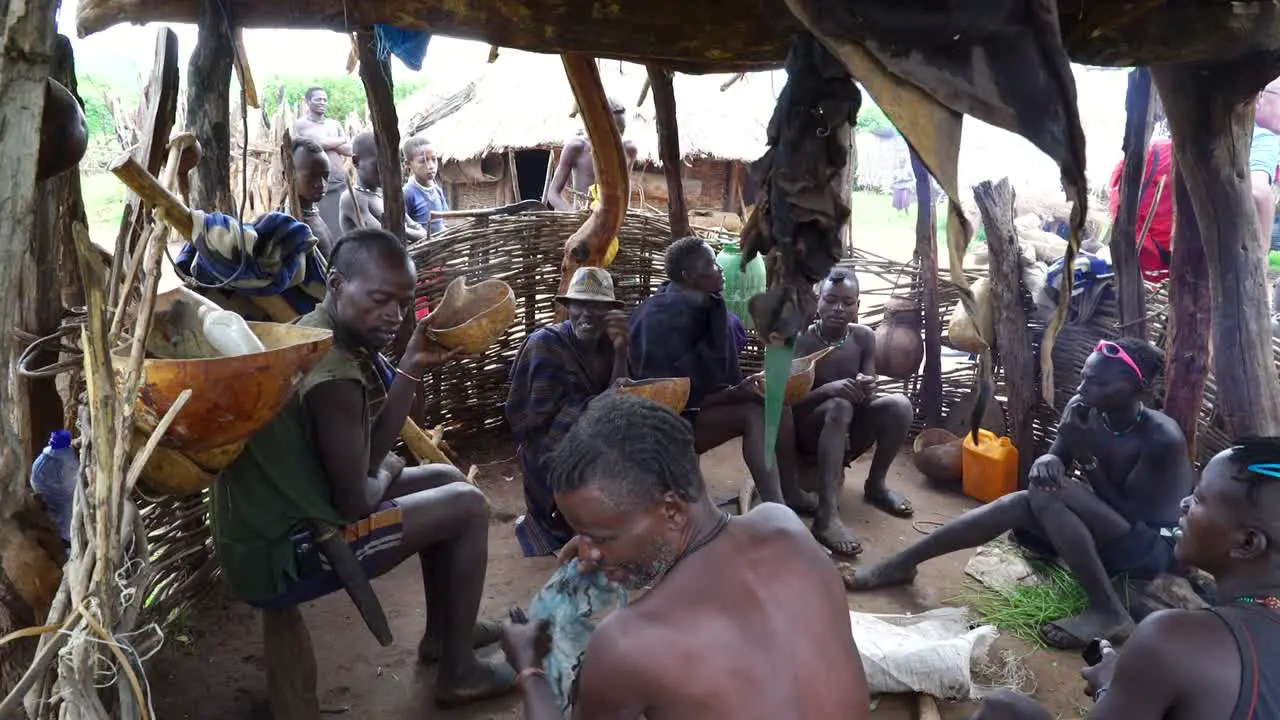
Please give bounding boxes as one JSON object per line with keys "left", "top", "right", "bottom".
{"left": 961, "top": 429, "right": 1019, "bottom": 503}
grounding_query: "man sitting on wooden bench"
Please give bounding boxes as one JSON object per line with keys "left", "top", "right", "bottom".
{"left": 628, "top": 236, "right": 812, "bottom": 514}
{"left": 211, "top": 228, "right": 515, "bottom": 708}
{"left": 846, "top": 337, "right": 1192, "bottom": 650}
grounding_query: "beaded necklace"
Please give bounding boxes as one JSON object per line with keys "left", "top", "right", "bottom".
{"left": 809, "top": 322, "right": 851, "bottom": 348}
{"left": 1101, "top": 403, "right": 1145, "bottom": 436}
{"left": 1232, "top": 595, "right": 1280, "bottom": 610}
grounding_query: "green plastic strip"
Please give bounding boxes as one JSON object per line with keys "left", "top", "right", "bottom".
{"left": 762, "top": 342, "right": 794, "bottom": 470}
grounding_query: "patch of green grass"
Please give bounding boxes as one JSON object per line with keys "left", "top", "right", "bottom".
{"left": 1269, "top": 250, "right": 1280, "bottom": 274}
{"left": 81, "top": 171, "right": 127, "bottom": 248}
{"left": 953, "top": 563, "right": 1088, "bottom": 648}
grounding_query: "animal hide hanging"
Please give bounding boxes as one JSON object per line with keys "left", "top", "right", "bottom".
{"left": 741, "top": 32, "right": 860, "bottom": 346}
{"left": 784, "top": 0, "right": 1089, "bottom": 405}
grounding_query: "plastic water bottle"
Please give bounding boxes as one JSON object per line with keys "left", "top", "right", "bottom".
{"left": 199, "top": 306, "right": 266, "bottom": 357}
{"left": 30, "top": 430, "right": 79, "bottom": 545}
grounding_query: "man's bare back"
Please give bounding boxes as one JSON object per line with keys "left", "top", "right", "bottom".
{"left": 573, "top": 504, "right": 869, "bottom": 719}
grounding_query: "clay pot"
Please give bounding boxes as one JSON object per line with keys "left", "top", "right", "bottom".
{"left": 38, "top": 78, "right": 88, "bottom": 182}
{"left": 427, "top": 277, "right": 517, "bottom": 354}
{"left": 615, "top": 377, "right": 691, "bottom": 414}
{"left": 750, "top": 346, "right": 835, "bottom": 405}
{"left": 912, "top": 428, "right": 963, "bottom": 484}
{"left": 874, "top": 295, "right": 925, "bottom": 380}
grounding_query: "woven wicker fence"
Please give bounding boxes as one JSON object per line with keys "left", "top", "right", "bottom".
{"left": 410, "top": 210, "right": 672, "bottom": 436}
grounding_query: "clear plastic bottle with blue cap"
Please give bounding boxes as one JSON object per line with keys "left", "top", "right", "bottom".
{"left": 30, "top": 429, "right": 79, "bottom": 546}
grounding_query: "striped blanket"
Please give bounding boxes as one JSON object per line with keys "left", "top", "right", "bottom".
{"left": 175, "top": 211, "right": 327, "bottom": 315}
{"left": 506, "top": 321, "right": 612, "bottom": 556}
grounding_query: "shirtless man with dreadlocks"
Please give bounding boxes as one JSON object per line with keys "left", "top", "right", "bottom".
{"left": 973, "top": 438, "right": 1280, "bottom": 720}
{"left": 848, "top": 337, "right": 1193, "bottom": 649}
{"left": 500, "top": 393, "right": 870, "bottom": 720}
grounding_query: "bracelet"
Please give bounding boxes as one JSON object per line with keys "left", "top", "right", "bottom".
{"left": 1093, "top": 686, "right": 1109, "bottom": 703}
{"left": 516, "top": 666, "right": 546, "bottom": 687}
{"left": 394, "top": 366, "right": 422, "bottom": 383}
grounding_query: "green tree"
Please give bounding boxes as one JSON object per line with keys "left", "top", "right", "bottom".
{"left": 261, "top": 74, "right": 429, "bottom": 124}
{"left": 856, "top": 95, "right": 892, "bottom": 133}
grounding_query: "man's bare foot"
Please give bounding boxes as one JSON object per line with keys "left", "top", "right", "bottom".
{"left": 434, "top": 658, "right": 517, "bottom": 708}
{"left": 864, "top": 485, "right": 913, "bottom": 518}
{"left": 418, "top": 619, "right": 505, "bottom": 664}
{"left": 812, "top": 516, "right": 863, "bottom": 557}
{"left": 843, "top": 557, "right": 918, "bottom": 591}
{"left": 1039, "top": 610, "right": 1134, "bottom": 650}
{"left": 785, "top": 490, "right": 819, "bottom": 517}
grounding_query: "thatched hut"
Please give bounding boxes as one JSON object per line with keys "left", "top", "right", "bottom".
{"left": 400, "top": 51, "right": 777, "bottom": 228}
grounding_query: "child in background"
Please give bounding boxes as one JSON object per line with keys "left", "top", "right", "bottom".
{"left": 402, "top": 135, "right": 449, "bottom": 237}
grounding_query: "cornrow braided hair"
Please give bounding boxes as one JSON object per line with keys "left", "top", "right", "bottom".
{"left": 549, "top": 393, "right": 705, "bottom": 509}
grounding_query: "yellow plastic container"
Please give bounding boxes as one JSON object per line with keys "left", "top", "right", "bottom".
{"left": 961, "top": 429, "right": 1020, "bottom": 503}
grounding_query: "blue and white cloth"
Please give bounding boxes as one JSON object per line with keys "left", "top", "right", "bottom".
{"left": 175, "top": 211, "right": 327, "bottom": 315}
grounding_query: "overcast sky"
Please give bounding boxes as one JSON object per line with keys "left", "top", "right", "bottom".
{"left": 57, "top": 0, "right": 491, "bottom": 84}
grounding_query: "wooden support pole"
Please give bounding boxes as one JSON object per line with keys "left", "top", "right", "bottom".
{"left": 184, "top": 0, "right": 235, "bottom": 213}
{"left": 910, "top": 149, "right": 942, "bottom": 428}
{"left": 839, "top": 122, "right": 856, "bottom": 255}
{"left": 355, "top": 30, "right": 412, "bottom": 358}
{"left": 23, "top": 36, "right": 86, "bottom": 464}
{"left": 0, "top": 0, "right": 58, "bottom": 697}
{"left": 1153, "top": 61, "right": 1280, "bottom": 438}
{"left": 646, "top": 66, "right": 690, "bottom": 240}
{"left": 112, "top": 29, "right": 179, "bottom": 270}
{"left": 974, "top": 178, "right": 1036, "bottom": 483}
{"left": 1163, "top": 170, "right": 1211, "bottom": 461}
{"left": 1112, "top": 68, "right": 1155, "bottom": 339}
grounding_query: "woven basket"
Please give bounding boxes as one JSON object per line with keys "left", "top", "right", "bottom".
{"left": 427, "top": 277, "right": 517, "bottom": 354}
{"left": 615, "top": 377, "right": 691, "bottom": 414}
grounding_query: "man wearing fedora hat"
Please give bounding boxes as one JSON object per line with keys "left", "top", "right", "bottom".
{"left": 506, "top": 267, "right": 631, "bottom": 556}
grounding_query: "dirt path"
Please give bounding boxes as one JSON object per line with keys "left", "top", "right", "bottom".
{"left": 148, "top": 438, "right": 1087, "bottom": 719}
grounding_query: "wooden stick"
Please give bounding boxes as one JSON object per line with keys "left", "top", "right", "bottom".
{"left": 123, "top": 388, "right": 193, "bottom": 495}
{"left": 0, "top": 616, "right": 75, "bottom": 716}
{"left": 231, "top": 29, "right": 259, "bottom": 109}
{"left": 912, "top": 149, "right": 943, "bottom": 427}
{"left": 77, "top": 603, "right": 150, "bottom": 720}
{"left": 109, "top": 154, "right": 194, "bottom": 239}
{"left": 400, "top": 418, "right": 454, "bottom": 466}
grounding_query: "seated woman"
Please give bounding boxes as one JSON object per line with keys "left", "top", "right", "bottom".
{"left": 505, "top": 267, "right": 629, "bottom": 557}
{"left": 792, "top": 268, "right": 915, "bottom": 557}
{"left": 629, "top": 236, "right": 811, "bottom": 513}
{"left": 847, "top": 336, "right": 1193, "bottom": 649}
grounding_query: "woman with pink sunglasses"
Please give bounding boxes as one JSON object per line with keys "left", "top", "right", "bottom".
{"left": 846, "top": 336, "right": 1193, "bottom": 650}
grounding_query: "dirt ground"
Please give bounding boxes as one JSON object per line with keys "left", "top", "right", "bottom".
{"left": 148, "top": 436, "right": 1089, "bottom": 720}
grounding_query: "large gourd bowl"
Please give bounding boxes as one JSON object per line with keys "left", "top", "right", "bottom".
{"left": 427, "top": 277, "right": 517, "bottom": 354}
{"left": 615, "top": 377, "right": 691, "bottom": 414}
{"left": 750, "top": 347, "right": 835, "bottom": 405}
{"left": 113, "top": 320, "right": 334, "bottom": 465}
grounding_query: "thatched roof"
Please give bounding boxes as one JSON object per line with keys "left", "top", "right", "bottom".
{"left": 400, "top": 52, "right": 779, "bottom": 166}
{"left": 76, "top": 0, "right": 1280, "bottom": 73}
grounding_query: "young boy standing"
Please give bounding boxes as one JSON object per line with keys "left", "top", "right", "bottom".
{"left": 402, "top": 135, "right": 449, "bottom": 237}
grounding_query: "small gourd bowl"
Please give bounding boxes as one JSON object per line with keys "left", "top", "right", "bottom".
{"left": 426, "top": 277, "right": 517, "bottom": 354}
{"left": 750, "top": 346, "right": 835, "bottom": 405}
{"left": 615, "top": 377, "right": 691, "bottom": 414}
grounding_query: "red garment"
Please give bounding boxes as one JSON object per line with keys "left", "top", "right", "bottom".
{"left": 1107, "top": 138, "right": 1173, "bottom": 282}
